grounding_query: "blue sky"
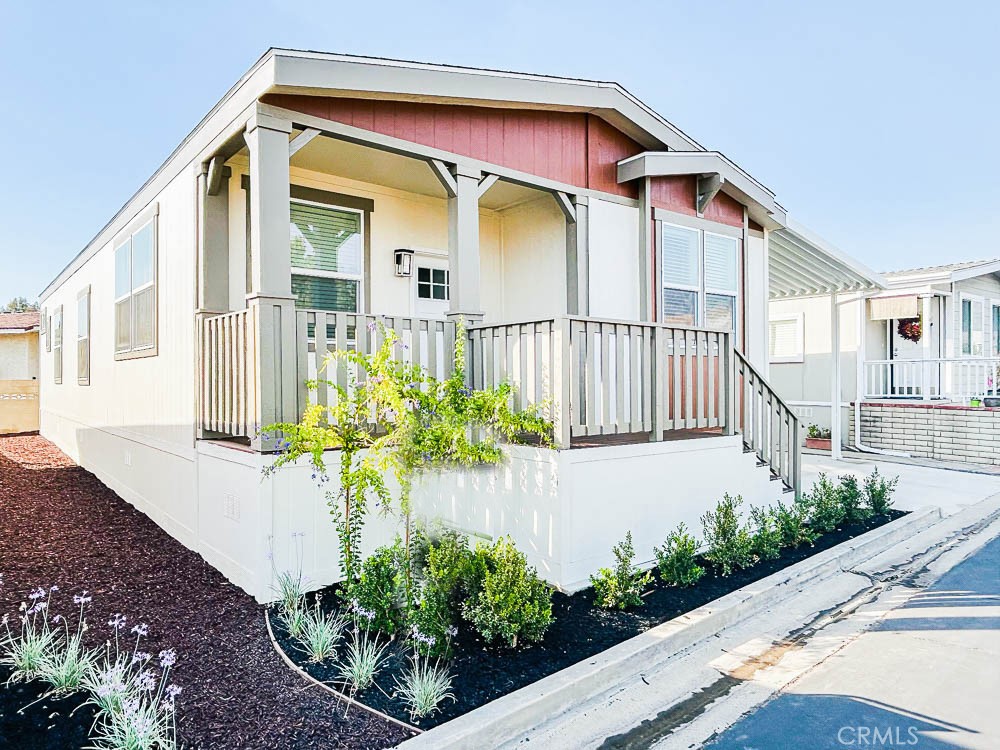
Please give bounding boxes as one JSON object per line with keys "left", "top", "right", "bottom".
{"left": 1, "top": 1, "right": 997, "bottom": 303}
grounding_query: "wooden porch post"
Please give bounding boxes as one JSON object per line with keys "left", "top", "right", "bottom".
{"left": 565, "top": 196, "right": 589, "bottom": 316}
{"left": 244, "top": 111, "right": 297, "bottom": 450}
{"left": 195, "top": 162, "right": 231, "bottom": 439}
{"left": 447, "top": 164, "right": 484, "bottom": 323}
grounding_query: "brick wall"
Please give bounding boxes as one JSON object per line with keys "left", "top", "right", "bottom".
{"left": 849, "top": 402, "right": 1000, "bottom": 465}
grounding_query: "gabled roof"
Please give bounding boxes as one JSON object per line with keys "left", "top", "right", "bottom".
{"left": 41, "top": 48, "right": 775, "bottom": 300}
{"left": 0, "top": 311, "right": 40, "bottom": 333}
{"left": 883, "top": 258, "right": 1000, "bottom": 283}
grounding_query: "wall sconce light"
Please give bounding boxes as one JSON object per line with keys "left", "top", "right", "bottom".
{"left": 394, "top": 248, "right": 414, "bottom": 277}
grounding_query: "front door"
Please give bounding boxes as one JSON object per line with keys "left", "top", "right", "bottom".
{"left": 414, "top": 257, "right": 450, "bottom": 319}
{"left": 889, "top": 302, "right": 939, "bottom": 396}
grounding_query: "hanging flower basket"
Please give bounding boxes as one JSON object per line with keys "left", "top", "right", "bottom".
{"left": 897, "top": 317, "right": 921, "bottom": 343}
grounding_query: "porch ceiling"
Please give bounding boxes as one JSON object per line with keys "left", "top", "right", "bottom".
{"left": 769, "top": 220, "right": 887, "bottom": 298}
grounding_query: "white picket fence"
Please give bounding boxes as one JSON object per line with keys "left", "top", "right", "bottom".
{"left": 865, "top": 358, "right": 1000, "bottom": 401}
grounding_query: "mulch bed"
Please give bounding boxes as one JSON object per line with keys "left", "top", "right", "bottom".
{"left": 0, "top": 435, "right": 414, "bottom": 749}
{"left": 273, "top": 508, "right": 906, "bottom": 730}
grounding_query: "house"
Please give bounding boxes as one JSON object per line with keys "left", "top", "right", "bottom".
{"left": 769, "top": 256, "right": 1000, "bottom": 464}
{"left": 0, "top": 310, "right": 40, "bottom": 435}
{"left": 37, "top": 49, "right": 880, "bottom": 601}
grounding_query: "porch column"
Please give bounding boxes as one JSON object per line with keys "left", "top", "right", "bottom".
{"left": 638, "top": 177, "right": 653, "bottom": 321}
{"left": 447, "top": 164, "right": 484, "bottom": 323}
{"left": 244, "top": 112, "right": 297, "bottom": 449}
{"left": 920, "top": 294, "right": 933, "bottom": 396}
{"left": 831, "top": 291, "right": 843, "bottom": 460}
{"left": 565, "top": 196, "right": 590, "bottom": 315}
{"left": 195, "top": 162, "right": 231, "bottom": 440}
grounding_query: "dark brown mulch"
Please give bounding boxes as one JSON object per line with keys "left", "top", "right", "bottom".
{"left": 0, "top": 435, "right": 414, "bottom": 749}
{"left": 275, "top": 508, "right": 906, "bottom": 730}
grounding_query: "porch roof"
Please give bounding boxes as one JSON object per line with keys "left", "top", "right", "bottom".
{"left": 769, "top": 220, "right": 887, "bottom": 299}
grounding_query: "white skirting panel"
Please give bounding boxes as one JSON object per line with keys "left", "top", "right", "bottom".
{"left": 38, "top": 411, "right": 785, "bottom": 602}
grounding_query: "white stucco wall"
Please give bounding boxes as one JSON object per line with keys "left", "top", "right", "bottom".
{"left": 587, "top": 198, "right": 640, "bottom": 320}
{"left": 497, "top": 196, "right": 566, "bottom": 321}
{"left": 745, "top": 232, "right": 768, "bottom": 374}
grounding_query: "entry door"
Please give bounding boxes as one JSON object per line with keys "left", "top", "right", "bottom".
{"left": 414, "top": 257, "right": 450, "bottom": 319}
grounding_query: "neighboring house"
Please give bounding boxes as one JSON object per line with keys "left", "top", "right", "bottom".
{"left": 769, "top": 257, "right": 1000, "bottom": 464}
{"left": 37, "top": 49, "right": 879, "bottom": 601}
{"left": 0, "top": 310, "right": 40, "bottom": 434}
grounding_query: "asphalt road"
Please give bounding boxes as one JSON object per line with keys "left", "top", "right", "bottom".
{"left": 704, "top": 534, "right": 1000, "bottom": 750}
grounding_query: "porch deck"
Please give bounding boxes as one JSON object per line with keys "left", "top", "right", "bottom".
{"left": 198, "top": 310, "right": 801, "bottom": 494}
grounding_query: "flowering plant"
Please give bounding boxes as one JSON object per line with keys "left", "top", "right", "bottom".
{"left": 897, "top": 317, "right": 921, "bottom": 343}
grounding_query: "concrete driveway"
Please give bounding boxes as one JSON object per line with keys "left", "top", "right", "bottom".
{"left": 704, "top": 534, "right": 1000, "bottom": 750}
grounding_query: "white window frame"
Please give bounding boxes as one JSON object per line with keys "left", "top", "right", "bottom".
{"left": 416, "top": 265, "right": 450, "bottom": 302}
{"left": 959, "top": 292, "right": 986, "bottom": 358}
{"left": 78, "top": 286, "right": 91, "bottom": 386}
{"left": 114, "top": 209, "right": 158, "bottom": 360}
{"left": 290, "top": 198, "right": 365, "bottom": 313}
{"left": 992, "top": 303, "right": 1000, "bottom": 357}
{"left": 768, "top": 312, "right": 804, "bottom": 364}
{"left": 52, "top": 305, "right": 63, "bottom": 385}
{"left": 660, "top": 221, "right": 740, "bottom": 331}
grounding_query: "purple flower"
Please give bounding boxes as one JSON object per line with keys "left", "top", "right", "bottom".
{"left": 131, "top": 623, "right": 148, "bottom": 637}
{"left": 367, "top": 320, "right": 377, "bottom": 332}
{"left": 159, "top": 648, "right": 177, "bottom": 668}
{"left": 49, "top": 585, "right": 59, "bottom": 593}
{"left": 51, "top": 614, "right": 63, "bottom": 624}
{"left": 165, "top": 684, "right": 182, "bottom": 700}
{"left": 28, "top": 587, "right": 46, "bottom": 601}
{"left": 136, "top": 670, "right": 157, "bottom": 691}
{"left": 108, "top": 614, "right": 126, "bottom": 629}
{"left": 131, "top": 651, "right": 151, "bottom": 665}
{"left": 73, "top": 592, "right": 92, "bottom": 605}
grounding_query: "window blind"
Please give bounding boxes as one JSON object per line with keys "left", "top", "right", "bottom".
{"left": 290, "top": 203, "right": 362, "bottom": 275}
{"left": 661, "top": 224, "right": 699, "bottom": 288}
{"left": 704, "top": 234, "right": 737, "bottom": 293}
{"left": 769, "top": 318, "right": 801, "bottom": 361}
{"left": 292, "top": 275, "right": 359, "bottom": 312}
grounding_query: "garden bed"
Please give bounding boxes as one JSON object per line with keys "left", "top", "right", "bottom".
{"left": 271, "top": 508, "right": 905, "bottom": 731}
{"left": 0, "top": 666, "right": 97, "bottom": 749}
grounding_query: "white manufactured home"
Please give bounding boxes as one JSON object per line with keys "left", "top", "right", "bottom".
{"left": 38, "top": 50, "right": 879, "bottom": 601}
{"left": 770, "top": 257, "right": 1000, "bottom": 463}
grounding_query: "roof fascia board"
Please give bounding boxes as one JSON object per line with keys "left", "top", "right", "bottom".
{"left": 269, "top": 51, "right": 701, "bottom": 151}
{"left": 950, "top": 260, "right": 1000, "bottom": 282}
{"left": 40, "top": 56, "right": 277, "bottom": 301}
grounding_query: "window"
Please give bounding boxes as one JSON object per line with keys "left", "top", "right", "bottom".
{"left": 660, "top": 223, "right": 739, "bottom": 330}
{"left": 290, "top": 201, "right": 363, "bottom": 312}
{"left": 417, "top": 266, "right": 449, "bottom": 301}
{"left": 961, "top": 297, "right": 984, "bottom": 356}
{"left": 994, "top": 305, "right": 1000, "bottom": 356}
{"left": 41, "top": 307, "right": 49, "bottom": 352}
{"left": 114, "top": 216, "right": 157, "bottom": 358}
{"left": 769, "top": 314, "right": 804, "bottom": 363}
{"left": 53, "top": 306, "right": 63, "bottom": 384}
{"left": 78, "top": 287, "right": 91, "bottom": 385}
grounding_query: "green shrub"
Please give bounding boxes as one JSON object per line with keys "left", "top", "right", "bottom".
{"left": 461, "top": 537, "right": 553, "bottom": 648}
{"left": 353, "top": 540, "right": 406, "bottom": 635}
{"left": 411, "top": 530, "right": 477, "bottom": 656}
{"left": 591, "top": 532, "right": 654, "bottom": 609}
{"left": 864, "top": 467, "right": 899, "bottom": 515}
{"left": 654, "top": 524, "right": 704, "bottom": 587}
{"left": 748, "top": 506, "right": 782, "bottom": 561}
{"left": 701, "top": 494, "right": 753, "bottom": 576}
{"left": 772, "top": 498, "right": 818, "bottom": 548}
{"left": 803, "top": 473, "right": 844, "bottom": 533}
{"left": 836, "top": 474, "right": 870, "bottom": 525}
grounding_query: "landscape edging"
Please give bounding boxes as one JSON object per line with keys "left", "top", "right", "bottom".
{"left": 395, "top": 506, "right": 942, "bottom": 749}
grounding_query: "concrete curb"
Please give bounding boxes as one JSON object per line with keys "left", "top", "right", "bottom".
{"left": 396, "top": 507, "right": 942, "bottom": 750}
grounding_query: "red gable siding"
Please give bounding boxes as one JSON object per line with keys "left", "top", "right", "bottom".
{"left": 649, "top": 175, "right": 744, "bottom": 227}
{"left": 263, "top": 95, "right": 643, "bottom": 198}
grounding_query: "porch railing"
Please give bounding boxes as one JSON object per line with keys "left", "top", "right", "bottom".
{"left": 735, "top": 349, "right": 800, "bottom": 496}
{"left": 200, "top": 307, "right": 258, "bottom": 438}
{"left": 865, "top": 358, "right": 1000, "bottom": 401}
{"left": 465, "top": 316, "right": 734, "bottom": 445}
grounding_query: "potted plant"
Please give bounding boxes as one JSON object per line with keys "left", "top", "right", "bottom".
{"left": 805, "top": 423, "right": 833, "bottom": 451}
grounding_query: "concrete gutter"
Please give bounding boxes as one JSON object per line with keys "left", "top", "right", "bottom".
{"left": 396, "top": 508, "right": 942, "bottom": 750}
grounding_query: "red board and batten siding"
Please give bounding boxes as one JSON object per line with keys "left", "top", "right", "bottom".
{"left": 648, "top": 175, "right": 744, "bottom": 227}
{"left": 262, "top": 94, "right": 644, "bottom": 198}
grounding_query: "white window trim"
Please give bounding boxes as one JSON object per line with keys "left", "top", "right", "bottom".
{"left": 959, "top": 292, "right": 986, "bottom": 358}
{"left": 992, "top": 303, "right": 1000, "bottom": 357}
{"left": 114, "top": 213, "right": 158, "bottom": 361}
{"left": 769, "top": 312, "right": 804, "bottom": 364}
{"left": 290, "top": 198, "right": 365, "bottom": 312}
{"left": 78, "top": 286, "right": 91, "bottom": 386}
{"left": 52, "top": 306, "right": 63, "bottom": 385}
{"left": 660, "top": 221, "right": 738, "bottom": 331}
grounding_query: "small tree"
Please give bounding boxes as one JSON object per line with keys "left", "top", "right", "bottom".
{"left": 591, "top": 531, "right": 653, "bottom": 610}
{"left": 264, "top": 321, "right": 551, "bottom": 601}
{"left": 2, "top": 297, "right": 39, "bottom": 313}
